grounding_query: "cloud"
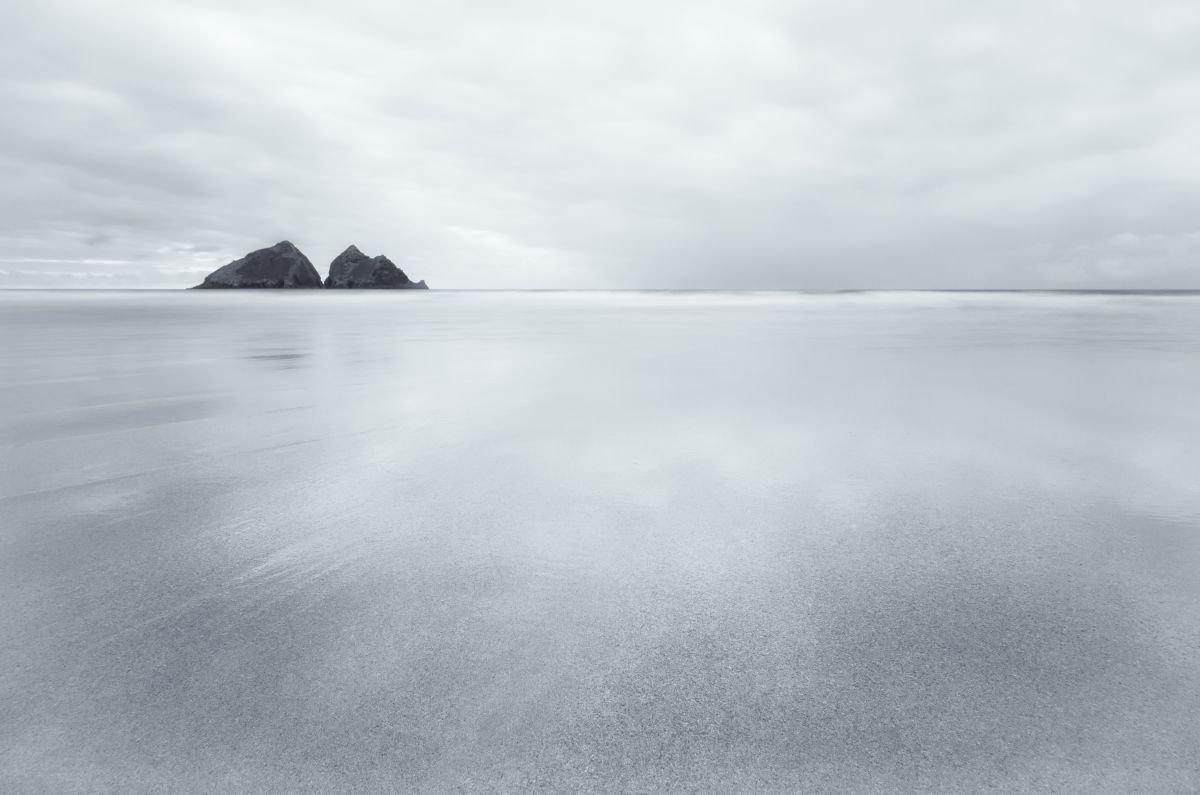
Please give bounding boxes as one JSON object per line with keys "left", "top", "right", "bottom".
{"left": 1, "top": 0, "right": 1199, "bottom": 288}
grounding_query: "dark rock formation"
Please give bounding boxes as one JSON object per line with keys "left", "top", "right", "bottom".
{"left": 324, "top": 245, "right": 428, "bottom": 289}
{"left": 194, "top": 241, "right": 322, "bottom": 288}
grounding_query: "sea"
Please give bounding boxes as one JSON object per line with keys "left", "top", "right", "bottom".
{"left": 1, "top": 289, "right": 1198, "bottom": 792}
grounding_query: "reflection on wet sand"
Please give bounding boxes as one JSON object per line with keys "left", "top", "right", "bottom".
{"left": 1, "top": 290, "right": 1199, "bottom": 792}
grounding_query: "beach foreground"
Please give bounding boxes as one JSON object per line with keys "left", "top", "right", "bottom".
{"left": 1, "top": 290, "right": 1198, "bottom": 792}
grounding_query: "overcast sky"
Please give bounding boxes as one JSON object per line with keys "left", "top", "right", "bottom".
{"left": 2, "top": 0, "right": 1198, "bottom": 288}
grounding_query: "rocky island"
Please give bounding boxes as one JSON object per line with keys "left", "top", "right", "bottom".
{"left": 193, "top": 241, "right": 323, "bottom": 289}
{"left": 193, "top": 241, "right": 429, "bottom": 289}
{"left": 324, "top": 245, "right": 428, "bottom": 289}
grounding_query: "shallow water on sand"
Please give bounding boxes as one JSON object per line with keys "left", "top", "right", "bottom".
{"left": 2, "top": 290, "right": 1199, "bottom": 792}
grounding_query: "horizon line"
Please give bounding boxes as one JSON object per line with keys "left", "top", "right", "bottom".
{"left": 3, "top": 287, "right": 1200, "bottom": 295}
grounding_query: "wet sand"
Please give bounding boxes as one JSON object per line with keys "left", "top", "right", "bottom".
{"left": 2, "top": 290, "right": 1198, "bottom": 792}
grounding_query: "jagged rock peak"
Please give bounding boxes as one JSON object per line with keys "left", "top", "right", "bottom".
{"left": 194, "top": 241, "right": 322, "bottom": 289}
{"left": 324, "top": 245, "right": 429, "bottom": 290}
{"left": 333, "top": 244, "right": 367, "bottom": 262}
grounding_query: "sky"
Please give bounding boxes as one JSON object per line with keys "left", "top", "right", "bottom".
{"left": 1, "top": 0, "right": 1199, "bottom": 289}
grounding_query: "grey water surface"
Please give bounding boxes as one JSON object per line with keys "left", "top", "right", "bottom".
{"left": 1, "top": 290, "right": 1199, "bottom": 792}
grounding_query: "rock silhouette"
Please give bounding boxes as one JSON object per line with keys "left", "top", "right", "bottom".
{"left": 193, "top": 241, "right": 322, "bottom": 289}
{"left": 324, "top": 245, "right": 428, "bottom": 289}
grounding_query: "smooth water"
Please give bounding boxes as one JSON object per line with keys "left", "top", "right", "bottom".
{"left": 1, "top": 290, "right": 1199, "bottom": 792}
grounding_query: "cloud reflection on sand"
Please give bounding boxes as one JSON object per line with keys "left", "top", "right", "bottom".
{"left": 1, "top": 290, "right": 1199, "bottom": 791}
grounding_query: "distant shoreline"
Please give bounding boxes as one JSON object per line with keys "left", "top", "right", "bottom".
{"left": 3, "top": 288, "right": 1200, "bottom": 295}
